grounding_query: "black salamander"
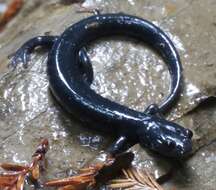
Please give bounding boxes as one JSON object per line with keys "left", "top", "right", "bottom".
{"left": 11, "top": 13, "right": 193, "bottom": 158}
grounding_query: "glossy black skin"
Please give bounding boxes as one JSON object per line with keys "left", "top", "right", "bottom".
{"left": 12, "top": 13, "right": 193, "bottom": 158}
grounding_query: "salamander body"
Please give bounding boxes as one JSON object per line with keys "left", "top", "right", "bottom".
{"left": 12, "top": 13, "right": 193, "bottom": 158}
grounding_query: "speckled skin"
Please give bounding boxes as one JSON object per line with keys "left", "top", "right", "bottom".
{"left": 12, "top": 13, "right": 193, "bottom": 158}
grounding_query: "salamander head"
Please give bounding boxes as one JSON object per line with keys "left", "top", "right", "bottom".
{"left": 138, "top": 117, "right": 193, "bottom": 158}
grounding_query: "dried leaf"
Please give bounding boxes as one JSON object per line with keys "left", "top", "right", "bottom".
{"left": 16, "top": 174, "right": 25, "bottom": 190}
{"left": 0, "top": 0, "right": 23, "bottom": 30}
{"left": 107, "top": 167, "right": 164, "bottom": 190}
{"left": 0, "top": 139, "right": 49, "bottom": 189}
{"left": 45, "top": 175, "right": 93, "bottom": 187}
{"left": 108, "top": 179, "right": 134, "bottom": 184}
{"left": 108, "top": 181, "right": 138, "bottom": 189}
{"left": 131, "top": 169, "right": 148, "bottom": 185}
{"left": 58, "top": 183, "right": 89, "bottom": 190}
{"left": 31, "top": 164, "right": 40, "bottom": 180}
{"left": 0, "top": 175, "right": 17, "bottom": 186}
{"left": 58, "top": 185, "right": 76, "bottom": 190}
{"left": 136, "top": 169, "right": 154, "bottom": 188}
{"left": 12, "top": 185, "right": 18, "bottom": 190}
{"left": 0, "top": 163, "right": 28, "bottom": 172}
{"left": 126, "top": 169, "right": 136, "bottom": 181}
{"left": 145, "top": 172, "right": 163, "bottom": 190}
{"left": 79, "top": 166, "right": 101, "bottom": 174}
{"left": 46, "top": 152, "right": 134, "bottom": 189}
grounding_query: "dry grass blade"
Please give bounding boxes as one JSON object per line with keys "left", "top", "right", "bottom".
{"left": 108, "top": 167, "right": 165, "bottom": 190}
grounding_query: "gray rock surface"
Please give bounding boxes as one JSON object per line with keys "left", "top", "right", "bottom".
{"left": 0, "top": 0, "right": 215, "bottom": 189}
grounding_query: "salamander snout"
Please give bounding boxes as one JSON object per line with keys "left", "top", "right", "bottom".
{"left": 186, "top": 129, "right": 193, "bottom": 138}
{"left": 164, "top": 135, "right": 192, "bottom": 158}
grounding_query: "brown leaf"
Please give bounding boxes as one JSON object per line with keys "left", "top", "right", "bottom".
{"left": 0, "top": 175, "right": 17, "bottom": 186}
{"left": 0, "top": 163, "right": 28, "bottom": 172}
{"left": 58, "top": 183, "right": 88, "bottom": 190}
{"left": 45, "top": 175, "right": 93, "bottom": 187}
{"left": 16, "top": 174, "right": 25, "bottom": 190}
{"left": 145, "top": 172, "right": 164, "bottom": 190}
{"left": 58, "top": 185, "right": 76, "bottom": 190}
{"left": 47, "top": 152, "right": 134, "bottom": 189}
{"left": 0, "top": 0, "right": 23, "bottom": 31}
{"left": 0, "top": 138, "right": 49, "bottom": 190}
{"left": 31, "top": 164, "right": 40, "bottom": 180}
{"left": 108, "top": 181, "right": 138, "bottom": 189}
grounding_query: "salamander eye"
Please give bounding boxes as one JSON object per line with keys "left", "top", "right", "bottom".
{"left": 176, "top": 128, "right": 182, "bottom": 134}
{"left": 166, "top": 140, "right": 176, "bottom": 149}
{"left": 186, "top": 129, "right": 193, "bottom": 138}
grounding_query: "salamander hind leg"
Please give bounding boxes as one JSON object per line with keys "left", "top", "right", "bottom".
{"left": 10, "top": 36, "right": 59, "bottom": 69}
{"left": 79, "top": 47, "right": 94, "bottom": 85}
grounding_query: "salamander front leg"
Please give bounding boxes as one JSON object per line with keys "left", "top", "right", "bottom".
{"left": 79, "top": 48, "right": 94, "bottom": 85}
{"left": 144, "top": 104, "right": 163, "bottom": 117}
{"left": 10, "top": 36, "right": 59, "bottom": 69}
{"left": 107, "top": 136, "right": 136, "bottom": 156}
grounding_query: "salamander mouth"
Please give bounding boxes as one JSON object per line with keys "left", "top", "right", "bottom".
{"left": 155, "top": 137, "right": 193, "bottom": 159}
{"left": 174, "top": 139, "right": 193, "bottom": 158}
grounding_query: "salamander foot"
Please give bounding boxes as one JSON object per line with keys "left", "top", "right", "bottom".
{"left": 9, "top": 36, "right": 58, "bottom": 69}
{"left": 144, "top": 104, "right": 163, "bottom": 117}
{"left": 107, "top": 136, "right": 136, "bottom": 156}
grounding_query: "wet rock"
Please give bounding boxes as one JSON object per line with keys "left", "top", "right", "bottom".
{"left": 164, "top": 141, "right": 216, "bottom": 190}
{"left": 177, "top": 97, "right": 216, "bottom": 152}
{"left": 0, "top": 0, "right": 215, "bottom": 189}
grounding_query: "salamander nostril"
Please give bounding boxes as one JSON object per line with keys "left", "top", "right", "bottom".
{"left": 186, "top": 129, "right": 193, "bottom": 138}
